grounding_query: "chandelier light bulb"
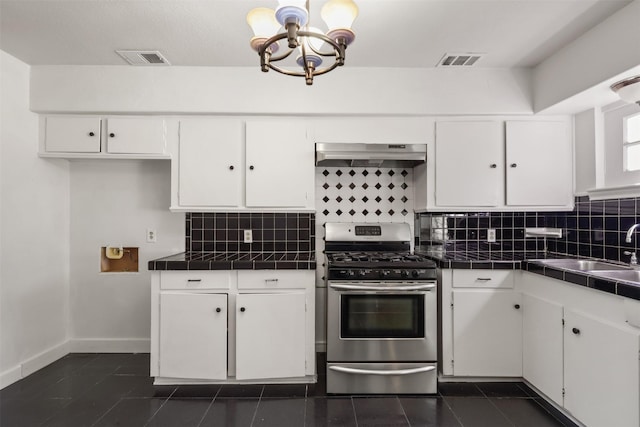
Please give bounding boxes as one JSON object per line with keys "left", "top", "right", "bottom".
{"left": 321, "top": 0, "right": 358, "bottom": 32}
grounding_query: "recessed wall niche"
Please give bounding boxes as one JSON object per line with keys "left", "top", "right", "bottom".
{"left": 100, "top": 247, "right": 139, "bottom": 272}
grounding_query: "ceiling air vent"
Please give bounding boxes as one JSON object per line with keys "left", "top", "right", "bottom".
{"left": 116, "top": 50, "right": 171, "bottom": 66}
{"left": 437, "top": 53, "right": 484, "bottom": 67}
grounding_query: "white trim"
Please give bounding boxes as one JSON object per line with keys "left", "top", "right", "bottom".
{"left": 587, "top": 184, "right": 640, "bottom": 200}
{"left": 1, "top": 341, "right": 69, "bottom": 389}
{"left": 67, "top": 338, "right": 150, "bottom": 353}
{"left": 0, "top": 366, "right": 23, "bottom": 389}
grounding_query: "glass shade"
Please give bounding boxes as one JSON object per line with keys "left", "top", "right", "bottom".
{"left": 300, "top": 27, "right": 325, "bottom": 52}
{"left": 246, "top": 8, "right": 281, "bottom": 39}
{"left": 321, "top": 0, "right": 358, "bottom": 31}
{"left": 275, "top": 0, "right": 308, "bottom": 26}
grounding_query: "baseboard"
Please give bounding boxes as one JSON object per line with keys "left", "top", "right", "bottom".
{"left": 1, "top": 340, "right": 69, "bottom": 389}
{"left": 0, "top": 365, "right": 22, "bottom": 389}
{"left": 67, "top": 338, "right": 150, "bottom": 353}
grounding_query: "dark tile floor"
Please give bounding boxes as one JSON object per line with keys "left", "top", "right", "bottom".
{"left": 0, "top": 353, "right": 577, "bottom": 427}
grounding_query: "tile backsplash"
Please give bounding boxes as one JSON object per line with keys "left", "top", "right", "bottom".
{"left": 417, "top": 196, "right": 640, "bottom": 263}
{"left": 186, "top": 212, "right": 315, "bottom": 253}
{"left": 316, "top": 167, "right": 414, "bottom": 224}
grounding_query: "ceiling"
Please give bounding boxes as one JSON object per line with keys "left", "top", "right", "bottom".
{"left": 0, "top": 0, "right": 633, "bottom": 69}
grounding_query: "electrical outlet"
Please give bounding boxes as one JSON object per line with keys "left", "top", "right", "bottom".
{"left": 243, "top": 229, "right": 253, "bottom": 243}
{"left": 147, "top": 228, "right": 157, "bottom": 243}
{"left": 487, "top": 228, "right": 496, "bottom": 243}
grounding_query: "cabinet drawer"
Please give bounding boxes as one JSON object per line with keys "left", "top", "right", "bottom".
{"left": 160, "top": 271, "right": 232, "bottom": 290}
{"left": 452, "top": 270, "right": 514, "bottom": 288}
{"left": 238, "top": 270, "right": 313, "bottom": 290}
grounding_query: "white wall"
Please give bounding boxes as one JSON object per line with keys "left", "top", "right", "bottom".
{"left": 68, "top": 160, "right": 183, "bottom": 352}
{"left": 574, "top": 109, "right": 598, "bottom": 194}
{"left": 0, "top": 51, "right": 70, "bottom": 387}
{"left": 533, "top": 0, "right": 640, "bottom": 113}
{"left": 30, "top": 66, "right": 533, "bottom": 115}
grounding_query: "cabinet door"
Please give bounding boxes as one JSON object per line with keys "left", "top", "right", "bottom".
{"left": 245, "top": 121, "right": 314, "bottom": 208}
{"left": 106, "top": 117, "right": 166, "bottom": 154}
{"left": 505, "top": 121, "right": 572, "bottom": 206}
{"left": 178, "top": 119, "right": 242, "bottom": 207}
{"left": 435, "top": 121, "right": 503, "bottom": 207}
{"left": 45, "top": 116, "right": 101, "bottom": 153}
{"left": 452, "top": 290, "right": 522, "bottom": 376}
{"left": 236, "top": 293, "right": 306, "bottom": 380}
{"left": 522, "top": 294, "right": 563, "bottom": 404}
{"left": 159, "top": 293, "right": 227, "bottom": 380}
{"left": 564, "top": 310, "right": 640, "bottom": 427}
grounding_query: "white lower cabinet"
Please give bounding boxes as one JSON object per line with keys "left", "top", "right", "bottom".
{"left": 564, "top": 309, "right": 640, "bottom": 427}
{"left": 151, "top": 270, "right": 314, "bottom": 384}
{"left": 452, "top": 289, "right": 522, "bottom": 376}
{"left": 236, "top": 293, "right": 306, "bottom": 380}
{"left": 159, "top": 292, "right": 227, "bottom": 380}
{"left": 442, "top": 270, "right": 522, "bottom": 377}
{"left": 519, "top": 271, "right": 640, "bottom": 427}
{"left": 522, "top": 294, "right": 563, "bottom": 404}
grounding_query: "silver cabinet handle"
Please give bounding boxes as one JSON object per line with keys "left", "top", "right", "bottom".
{"left": 329, "top": 283, "right": 435, "bottom": 291}
{"left": 476, "top": 278, "right": 492, "bottom": 282}
{"left": 329, "top": 366, "right": 435, "bottom": 376}
{"left": 187, "top": 279, "right": 202, "bottom": 283}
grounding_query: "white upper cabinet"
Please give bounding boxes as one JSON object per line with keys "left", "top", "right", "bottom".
{"left": 44, "top": 116, "right": 101, "bottom": 153}
{"left": 41, "top": 115, "right": 171, "bottom": 158}
{"left": 505, "top": 121, "right": 573, "bottom": 206}
{"left": 245, "top": 120, "right": 314, "bottom": 208}
{"left": 105, "top": 117, "right": 166, "bottom": 154}
{"left": 435, "top": 121, "right": 502, "bottom": 207}
{"left": 172, "top": 118, "right": 315, "bottom": 211}
{"left": 178, "top": 119, "right": 243, "bottom": 207}
{"left": 415, "top": 118, "right": 574, "bottom": 211}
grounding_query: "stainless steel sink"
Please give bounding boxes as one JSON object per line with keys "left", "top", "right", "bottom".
{"left": 533, "top": 259, "right": 631, "bottom": 272}
{"left": 592, "top": 270, "right": 640, "bottom": 283}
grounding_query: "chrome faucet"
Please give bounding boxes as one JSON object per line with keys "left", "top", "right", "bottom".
{"left": 626, "top": 224, "right": 640, "bottom": 243}
{"left": 626, "top": 224, "right": 640, "bottom": 267}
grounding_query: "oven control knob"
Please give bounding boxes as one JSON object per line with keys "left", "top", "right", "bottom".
{"left": 411, "top": 270, "right": 421, "bottom": 278}
{"left": 357, "top": 270, "right": 366, "bottom": 277}
{"left": 379, "top": 270, "right": 389, "bottom": 279}
{"left": 401, "top": 270, "right": 409, "bottom": 278}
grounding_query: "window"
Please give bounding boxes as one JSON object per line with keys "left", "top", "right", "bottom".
{"left": 624, "top": 113, "right": 640, "bottom": 171}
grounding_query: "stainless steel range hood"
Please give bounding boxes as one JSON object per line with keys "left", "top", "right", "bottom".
{"left": 315, "top": 143, "right": 427, "bottom": 168}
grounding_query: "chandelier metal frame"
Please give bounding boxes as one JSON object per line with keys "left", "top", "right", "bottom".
{"left": 257, "top": 28, "right": 348, "bottom": 86}
{"left": 247, "top": 0, "right": 358, "bottom": 86}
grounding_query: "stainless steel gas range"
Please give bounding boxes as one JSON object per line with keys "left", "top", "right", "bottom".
{"left": 324, "top": 222, "right": 438, "bottom": 394}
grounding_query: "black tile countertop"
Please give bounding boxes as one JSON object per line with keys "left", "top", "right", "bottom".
{"left": 148, "top": 252, "right": 316, "bottom": 271}
{"left": 416, "top": 246, "right": 550, "bottom": 270}
{"left": 416, "top": 246, "right": 640, "bottom": 302}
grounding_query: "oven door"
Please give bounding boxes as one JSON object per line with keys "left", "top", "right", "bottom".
{"left": 327, "top": 281, "right": 437, "bottom": 362}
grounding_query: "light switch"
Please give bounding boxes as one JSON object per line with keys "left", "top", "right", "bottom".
{"left": 244, "top": 229, "right": 253, "bottom": 243}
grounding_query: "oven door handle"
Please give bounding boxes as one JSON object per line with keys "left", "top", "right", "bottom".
{"left": 329, "top": 283, "right": 436, "bottom": 291}
{"left": 328, "top": 366, "right": 436, "bottom": 376}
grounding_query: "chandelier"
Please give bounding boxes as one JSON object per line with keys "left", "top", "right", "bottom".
{"left": 246, "top": 0, "right": 358, "bottom": 85}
